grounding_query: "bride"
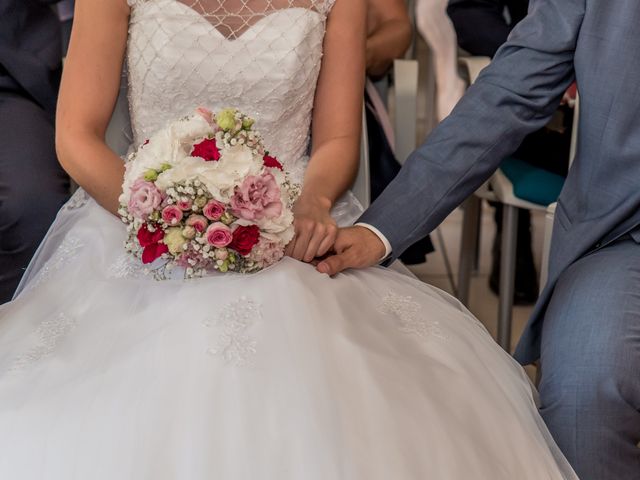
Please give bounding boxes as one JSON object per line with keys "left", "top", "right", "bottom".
{"left": 0, "top": 0, "right": 576, "bottom": 478}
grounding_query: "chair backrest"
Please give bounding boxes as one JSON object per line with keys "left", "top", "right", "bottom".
{"left": 393, "top": 59, "right": 419, "bottom": 165}
{"left": 352, "top": 106, "right": 372, "bottom": 208}
{"left": 568, "top": 93, "right": 580, "bottom": 168}
{"left": 105, "top": 76, "right": 132, "bottom": 156}
{"left": 540, "top": 93, "right": 580, "bottom": 288}
{"left": 405, "top": 0, "right": 417, "bottom": 59}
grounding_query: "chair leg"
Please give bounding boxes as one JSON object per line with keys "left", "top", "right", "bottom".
{"left": 473, "top": 203, "right": 482, "bottom": 273}
{"left": 497, "top": 204, "right": 518, "bottom": 351}
{"left": 457, "top": 195, "right": 481, "bottom": 306}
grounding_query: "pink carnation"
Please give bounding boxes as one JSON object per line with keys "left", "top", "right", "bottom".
{"left": 161, "top": 205, "right": 183, "bottom": 225}
{"left": 250, "top": 237, "right": 285, "bottom": 268}
{"left": 185, "top": 214, "right": 208, "bottom": 233}
{"left": 128, "top": 179, "right": 163, "bottom": 219}
{"left": 203, "top": 200, "right": 226, "bottom": 221}
{"left": 205, "top": 222, "right": 233, "bottom": 248}
{"left": 230, "top": 173, "right": 282, "bottom": 221}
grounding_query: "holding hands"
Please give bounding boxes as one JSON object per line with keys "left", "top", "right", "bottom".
{"left": 316, "top": 226, "right": 386, "bottom": 275}
{"left": 285, "top": 194, "right": 339, "bottom": 263}
{"left": 286, "top": 212, "right": 387, "bottom": 276}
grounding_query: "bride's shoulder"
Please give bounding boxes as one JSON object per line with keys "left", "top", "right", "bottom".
{"left": 316, "top": 0, "right": 337, "bottom": 15}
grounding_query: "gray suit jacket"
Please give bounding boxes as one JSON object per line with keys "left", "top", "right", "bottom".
{"left": 0, "top": 0, "right": 62, "bottom": 116}
{"left": 360, "top": 0, "right": 640, "bottom": 364}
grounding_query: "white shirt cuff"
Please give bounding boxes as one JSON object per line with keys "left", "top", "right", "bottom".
{"left": 354, "top": 223, "right": 392, "bottom": 262}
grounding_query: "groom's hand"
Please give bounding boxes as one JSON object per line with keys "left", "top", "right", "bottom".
{"left": 316, "top": 226, "right": 386, "bottom": 275}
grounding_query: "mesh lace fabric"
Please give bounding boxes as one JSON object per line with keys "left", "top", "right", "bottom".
{"left": 126, "top": 0, "right": 336, "bottom": 180}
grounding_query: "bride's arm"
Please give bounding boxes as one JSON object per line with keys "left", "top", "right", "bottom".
{"left": 287, "top": 0, "right": 366, "bottom": 262}
{"left": 55, "top": 0, "right": 131, "bottom": 215}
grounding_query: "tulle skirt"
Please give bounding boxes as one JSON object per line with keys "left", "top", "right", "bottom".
{"left": 0, "top": 190, "right": 577, "bottom": 479}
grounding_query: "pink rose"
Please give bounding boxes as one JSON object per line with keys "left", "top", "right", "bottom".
{"left": 162, "top": 205, "right": 183, "bottom": 225}
{"left": 205, "top": 222, "right": 233, "bottom": 248}
{"left": 203, "top": 200, "right": 226, "bottom": 221}
{"left": 128, "top": 179, "right": 163, "bottom": 219}
{"left": 186, "top": 214, "right": 208, "bottom": 233}
{"left": 230, "top": 173, "right": 282, "bottom": 221}
{"left": 177, "top": 198, "right": 193, "bottom": 211}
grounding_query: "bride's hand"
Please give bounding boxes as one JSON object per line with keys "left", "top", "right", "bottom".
{"left": 285, "top": 194, "right": 338, "bottom": 262}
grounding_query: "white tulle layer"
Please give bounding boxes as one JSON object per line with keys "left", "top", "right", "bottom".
{"left": 0, "top": 197, "right": 576, "bottom": 479}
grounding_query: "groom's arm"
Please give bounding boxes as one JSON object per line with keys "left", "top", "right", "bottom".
{"left": 346, "top": 0, "right": 585, "bottom": 267}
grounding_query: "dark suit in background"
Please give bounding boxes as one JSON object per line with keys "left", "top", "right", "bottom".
{"left": 447, "top": 0, "right": 528, "bottom": 56}
{"left": 0, "top": 0, "right": 69, "bottom": 303}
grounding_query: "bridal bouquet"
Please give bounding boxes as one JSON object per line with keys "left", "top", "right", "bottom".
{"left": 118, "top": 107, "right": 299, "bottom": 278}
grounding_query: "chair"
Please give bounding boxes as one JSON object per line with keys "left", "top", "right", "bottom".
{"left": 352, "top": 105, "right": 372, "bottom": 208}
{"left": 540, "top": 94, "right": 579, "bottom": 288}
{"left": 105, "top": 74, "right": 132, "bottom": 157}
{"left": 392, "top": 59, "right": 420, "bottom": 166}
{"left": 456, "top": 56, "right": 575, "bottom": 351}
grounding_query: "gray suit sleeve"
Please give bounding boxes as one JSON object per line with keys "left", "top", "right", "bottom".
{"left": 359, "top": 0, "right": 585, "bottom": 261}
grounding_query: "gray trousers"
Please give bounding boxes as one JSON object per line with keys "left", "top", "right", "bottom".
{"left": 539, "top": 233, "right": 640, "bottom": 479}
{"left": 0, "top": 91, "right": 69, "bottom": 303}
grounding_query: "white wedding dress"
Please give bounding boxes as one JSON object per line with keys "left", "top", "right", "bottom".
{"left": 0, "top": 1, "right": 577, "bottom": 478}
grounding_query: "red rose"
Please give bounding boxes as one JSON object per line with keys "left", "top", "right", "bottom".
{"left": 191, "top": 138, "right": 221, "bottom": 162}
{"left": 229, "top": 225, "right": 261, "bottom": 256}
{"left": 137, "top": 224, "right": 164, "bottom": 247}
{"left": 263, "top": 154, "right": 283, "bottom": 170}
{"left": 142, "top": 242, "right": 169, "bottom": 264}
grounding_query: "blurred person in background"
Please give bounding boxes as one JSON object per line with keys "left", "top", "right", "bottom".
{"left": 366, "top": 0, "right": 435, "bottom": 264}
{"left": 448, "top": 0, "right": 574, "bottom": 304}
{"left": 58, "top": 0, "right": 75, "bottom": 53}
{"left": 0, "top": 0, "right": 69, "bottom": 304}
{"left": 414, "top": 0, "right": 465, "bottom": 121}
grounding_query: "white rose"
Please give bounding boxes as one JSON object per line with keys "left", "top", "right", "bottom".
{"left": 216, "top": 144, "right": 263, "bottom": 177}
{"left": 155, "top": 156, "right": 203, "bottom": 191}
{"left": 170, "top": 114, "right": 212, "bottom": 147}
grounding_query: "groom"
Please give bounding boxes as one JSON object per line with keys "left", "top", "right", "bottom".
{"left": 319, "top": 0, "right": 640, "bottom": 478}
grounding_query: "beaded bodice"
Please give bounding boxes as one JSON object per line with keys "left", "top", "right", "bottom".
{"left": 126, "top": 0, "right": 336, "bottom": 171}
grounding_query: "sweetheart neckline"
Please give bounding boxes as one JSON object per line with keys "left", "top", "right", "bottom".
{"left": 136, "top": 1, "right": 323, "bottom": 41}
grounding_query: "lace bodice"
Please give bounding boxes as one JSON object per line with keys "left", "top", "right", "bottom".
{"left": 127, "top": 0, "right": 336, "bottom": 172}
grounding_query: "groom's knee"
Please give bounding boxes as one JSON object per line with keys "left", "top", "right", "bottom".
{"left": 537, "top": 242, "right": 640, "bottom": 476}
{"left": 540, "top": 244, "right": 639, "bottom": 404}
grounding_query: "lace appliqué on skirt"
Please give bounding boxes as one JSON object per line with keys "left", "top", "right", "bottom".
{"left": 8, "top": 313, "right": 77, "bottom": 373}
{"left": 28, "top": 235, "right": 84, "bottom": 290}
{"left": 203, "top": 297, "right": 262, "bottom": 366}
{"left": 378, "top": 292, "right": 447, "bottom": 341}
{"left": 64, "top": 188, "right": 89, "bottom": 210}
{"left": 107, "top": 254, "right": 146, "bottom": 279}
